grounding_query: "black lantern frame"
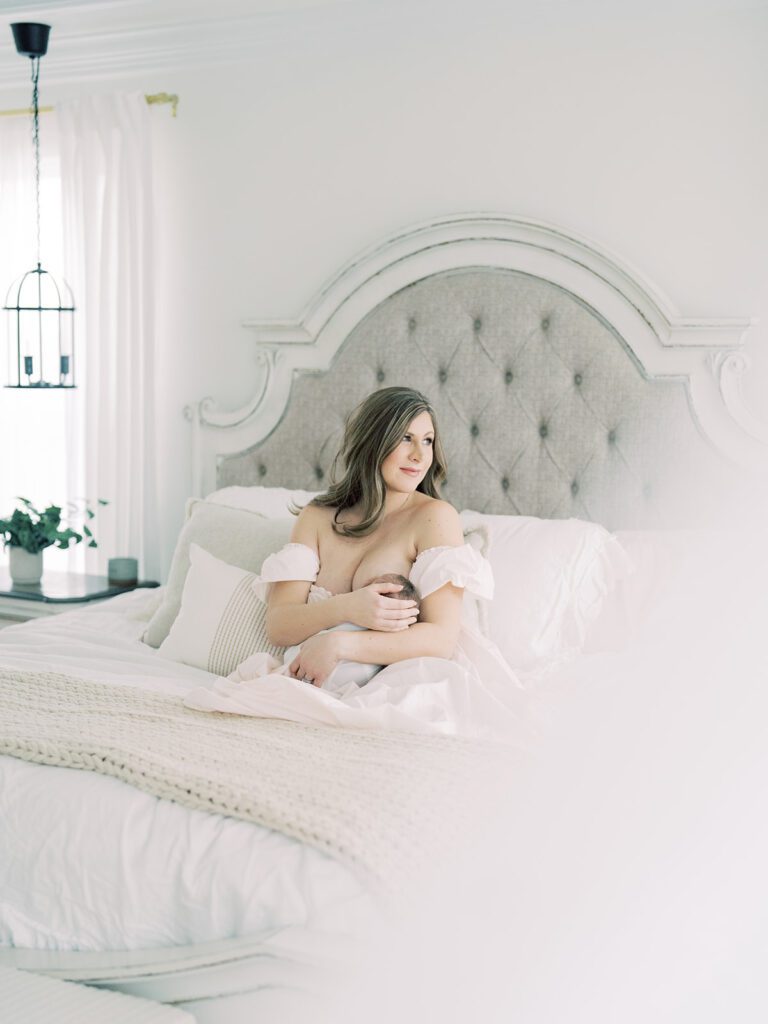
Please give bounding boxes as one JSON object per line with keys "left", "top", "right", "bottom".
{"left": 4, "top": 265, "right": 76, "bottom": 388}
{"left": 4, "top": 22, "right": 77, "bottom": 390}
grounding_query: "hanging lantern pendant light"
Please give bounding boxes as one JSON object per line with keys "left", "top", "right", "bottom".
{"left": 4, "top": 22, "right": 76, "bottom": 390}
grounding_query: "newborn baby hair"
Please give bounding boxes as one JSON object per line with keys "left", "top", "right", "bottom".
{"left": 369, "top": 572, "right": 419, "bottom": 605}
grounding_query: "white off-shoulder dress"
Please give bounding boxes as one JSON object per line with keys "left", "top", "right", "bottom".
{"left": 184, "top": 542, "right": 526, "bottom": 739}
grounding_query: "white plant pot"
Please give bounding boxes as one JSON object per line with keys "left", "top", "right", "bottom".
{"left": 9, "top": 547, "right": 43, "bottom": 585}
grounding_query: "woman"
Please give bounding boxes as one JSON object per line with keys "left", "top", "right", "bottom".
{"left": 187, "top": 387, "right": 523, "bottom": 737}
{"left": 268, "top": 386, "right": 466, "bottom": 687}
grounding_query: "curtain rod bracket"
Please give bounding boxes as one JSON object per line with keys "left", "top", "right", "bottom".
{"left": 145, "top": 92, "right": 179, "bottom": 117}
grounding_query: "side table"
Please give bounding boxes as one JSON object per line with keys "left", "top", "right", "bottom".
{"left": 0, "top": 569, "right": 160, "bottom": 627}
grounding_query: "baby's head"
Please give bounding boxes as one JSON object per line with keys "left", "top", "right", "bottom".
{"left": 367, "top": 572, "right": 420, "bottom": 606}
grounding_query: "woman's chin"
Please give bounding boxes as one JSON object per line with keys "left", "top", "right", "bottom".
{"left": 385, "top": 480, "right": 420, "bottom": 499}
{"left": 399, "top": 471, "right": 423, "bottom": 486}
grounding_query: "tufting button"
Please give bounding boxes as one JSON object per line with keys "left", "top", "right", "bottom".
{"left": 541, "top": 317, "right": 550, "bottom": 330}
{"left": 539, "top": 423, "right": 548, "bottom": 439}
{"left": 315, "top": 466, "right": 324, "bottom": 481}
{"left": 501, "top": 477, "right": 510, "bottom": 491}
{"left": 258, "top": 464, "right": 267, "bottom": 477}
{"left": 473, "top": 318, "right": 482, "bottom": 331}
{"left": 505, "top": 369, "right": 513, "bottom": 384}
{"left": 376, "top": 368, "right": 385, "bottom": 382}
{"left": 438, "top": 368, "right": 448, "bottom": 383}
{"left": 470, "top": 423, "right": 480, "bottom": 438}
{"left": 608, "top": 429, "right": 617, "bottom": 444}
{"left": 571, "top": 480, "right": 579, "bottom": 496}
{"left": 574, "top": 373, "right": 582, "bottom": 386}
{"left": 408, "top": 317, "right": 416, "bottom": 330}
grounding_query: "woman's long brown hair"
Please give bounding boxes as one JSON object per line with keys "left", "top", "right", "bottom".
{"left": 301, "top": 386, "right": 447, "bottom": 537}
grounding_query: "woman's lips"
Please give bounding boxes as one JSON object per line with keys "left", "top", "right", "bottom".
{"left": 400, "top": 467, "right": 421, "bottom": 476}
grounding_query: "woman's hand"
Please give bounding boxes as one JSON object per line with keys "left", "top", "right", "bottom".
{"left": 288, "top": 633, "right": 344, "bottom": 688}
{"left": 341, "top": 581, "right": 419, "bottom": 631}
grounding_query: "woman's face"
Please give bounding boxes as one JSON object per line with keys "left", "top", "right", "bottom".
{"left": 380, "top": 411, "right": 435, "bottom": 495}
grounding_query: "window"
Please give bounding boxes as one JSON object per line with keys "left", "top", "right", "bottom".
{"left": 0, "top": 115, "right": 81, "bottom": 572}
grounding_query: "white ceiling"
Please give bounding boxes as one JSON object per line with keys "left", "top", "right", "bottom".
{"left": 0, "top": 0, "right": 359, "bottom": 29}
{"left": 0, "top": 0, "right": 764, "bottom": 90}
{"left": 0, "top": 0, "right": 365, "bottom": 87}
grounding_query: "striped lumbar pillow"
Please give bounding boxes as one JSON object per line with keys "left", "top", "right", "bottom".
{"left": 158, "top": 543, "right": 285, "bottom": 677}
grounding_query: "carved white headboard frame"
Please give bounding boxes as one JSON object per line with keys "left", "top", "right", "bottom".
{"left": 186, "top": 214, "right": 764, "bottom": 499}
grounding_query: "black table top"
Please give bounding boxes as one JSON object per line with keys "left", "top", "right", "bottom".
{"left": 0, "top": 569, "right": 160, "bottom": 604}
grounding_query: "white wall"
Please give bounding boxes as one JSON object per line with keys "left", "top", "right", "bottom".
{"left": 3, "top": 1, "right": 767, "bottom": 577}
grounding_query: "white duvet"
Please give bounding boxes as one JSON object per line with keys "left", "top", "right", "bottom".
{"left": 327, "top": 547, "right": 768, "bottom": 1024}
{"left": 0, "top": 590, "right": 371, "bottom": 952}
{"left": 4, "top": 534, "right": 765, "bottom": 996}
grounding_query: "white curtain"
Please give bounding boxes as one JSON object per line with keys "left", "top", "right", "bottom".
{"left": 0, "top": 114, "right": 73, "bottom": 573}
{"left": 58, "top": 93, "right": 160, "bottom": 580}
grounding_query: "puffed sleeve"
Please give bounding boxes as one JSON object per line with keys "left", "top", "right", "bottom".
{"left": 252, "top": 543, "right": 320, "bottom": 601}
{"left": 409, "top": 543, "right": 494, "bottom": 600}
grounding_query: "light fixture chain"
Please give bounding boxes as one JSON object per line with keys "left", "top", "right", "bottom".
{"left": 5, "top": 22, "right": 76, "bottom": 389}
{"left": 30, "top": 55, "right": 41, "bottom": 267}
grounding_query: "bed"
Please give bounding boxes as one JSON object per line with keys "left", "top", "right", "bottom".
{"left": 1, "top": 214, "right": 766, "bottom": 1023}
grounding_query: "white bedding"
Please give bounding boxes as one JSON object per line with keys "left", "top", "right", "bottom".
{"left": 0, "top": 590, "right": 372, "bottom": 952}
{"left": 325, "top": 546, "right": 768, "bottom": 1024}
{"left": 3, "top": 524, "right": 764, "bottom": 1010}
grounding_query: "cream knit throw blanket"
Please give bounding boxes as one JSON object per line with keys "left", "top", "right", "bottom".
{"left": 0, "top": 670, "right": 510, "bottom": 887}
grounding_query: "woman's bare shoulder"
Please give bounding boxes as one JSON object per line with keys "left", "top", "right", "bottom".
{"left": 412, "top": 497, "right": 463, "bottom": 547}
{"left": 412, "top": 495, "right": 460, "bottom": 524}
{"left": 294, "top": 501, "right": 329, "bottom": 522}
{"left": 291, "top": 502, "right": 332, "bottom": 545}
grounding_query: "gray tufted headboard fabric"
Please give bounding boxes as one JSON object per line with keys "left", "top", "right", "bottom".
{"left": 190, "top": 217, "right": 759, "bottom": 531}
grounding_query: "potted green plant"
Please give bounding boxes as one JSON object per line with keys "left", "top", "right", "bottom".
{"left": 0, "top": 497, "right": 107, "bottom": 585}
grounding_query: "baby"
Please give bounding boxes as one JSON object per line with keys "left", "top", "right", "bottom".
{"left": 228, "top": 572, "right": 420, "bottom": 697}
{"left": 284, "top": 572, "right": 420, "bottom": 694}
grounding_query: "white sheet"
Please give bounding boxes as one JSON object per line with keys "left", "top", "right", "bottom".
{"left": 0, "top": 591, "right": 371, "bottom": 952}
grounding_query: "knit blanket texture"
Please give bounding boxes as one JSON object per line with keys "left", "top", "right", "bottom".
{"left": 0, "top": 670, "right": 510, "bottom": 887}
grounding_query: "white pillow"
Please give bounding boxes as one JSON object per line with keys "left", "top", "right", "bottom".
{"left": 205, "top": 486, "right": 321, "bottom": 519}
{"left": 158, "top": 544, "right": 285, "bottom": 676}
{"left": 143, "top": 500, "right": 292, "bottom": 648}
{"left": 460, "top": 511, "right": 633, "bottom": 672}
{"left": 583, "top": 528, "right": 732, "bottom": 653}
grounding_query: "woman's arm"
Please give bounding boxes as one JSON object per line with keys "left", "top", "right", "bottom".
{"left": 265, "top": 507, "right": 345, "bottom": 646}
{"left": 267, "top": 580, "right": 353, "bottom": 648}
{"left": 265, "top": 506, "right": 418, "bottom": 647}
{"left": 338, "top": 582, "right": 463, "bottom": 663}
{"left": 288, "top": 500, "right": 465, "bottom": 681}
{"left": 339, "top": 499, "right": 464, "bottom": 663}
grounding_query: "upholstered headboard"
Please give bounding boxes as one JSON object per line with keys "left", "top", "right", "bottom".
{"left": 188, "top": 216, "right": 762, "bottom": 530}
